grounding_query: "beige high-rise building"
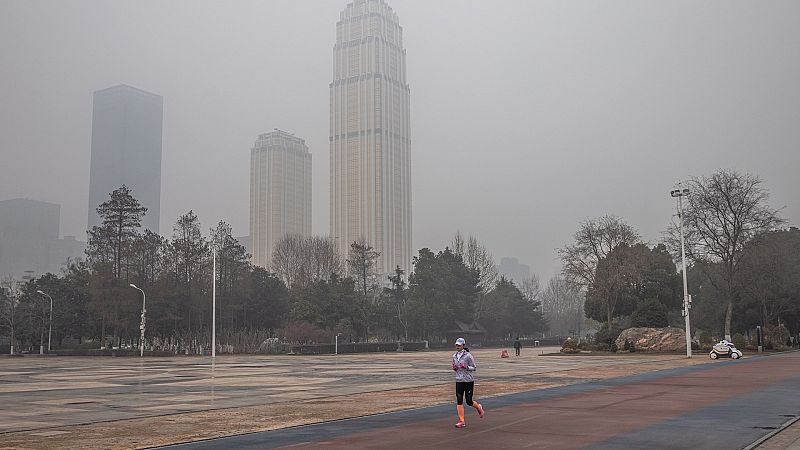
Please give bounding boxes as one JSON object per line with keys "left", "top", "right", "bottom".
{"left": 250, "top": 129, "right": 312, "bottom": 269}
{"left": 330, "top": 0, "right": 412, "bottom": 276}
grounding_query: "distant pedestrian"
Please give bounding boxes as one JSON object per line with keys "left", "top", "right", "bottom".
{"left": 514, "top": 337, "right": 522, "bottom": 356}
{"left": 451, "top": 337, "right": 484, "bottom": 428}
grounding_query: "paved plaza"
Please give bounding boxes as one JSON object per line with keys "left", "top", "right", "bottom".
{"left": 0, "top": 346, "right": 698, "bottom": 432}
{"left": 161, "top": 351, "right": 800, "bottom": 450}
{"left": 0, "top": 348, "right": 797, "bottom": 449}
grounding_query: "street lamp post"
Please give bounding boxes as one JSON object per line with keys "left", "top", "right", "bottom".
{"left": 212, "top": 247, "right": 216, "bottom": 359}
{"left": 671, "top": 185, "right": 692, "bottom": 358}
{"left": 36, "top": 290, "right": 53, "bottom": 353}
{"left": 129, "top": 284, "right": 146, "bottom": 357}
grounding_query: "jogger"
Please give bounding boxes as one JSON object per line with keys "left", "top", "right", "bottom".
{"left": 452, "top": 337, "right": 485, "bottom": 428}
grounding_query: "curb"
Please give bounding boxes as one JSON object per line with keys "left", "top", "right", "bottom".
{"left": 744, "top": 415, "right": 800, "bottom": 450}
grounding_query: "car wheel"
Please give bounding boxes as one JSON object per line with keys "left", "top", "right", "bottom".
{"left": 731, "top": 352, "right": 740, "bottom": 359}
{"left": 710, "top": 352, "right": 718, "bottom": 359}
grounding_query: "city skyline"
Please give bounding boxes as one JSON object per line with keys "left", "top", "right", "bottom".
{"left": 1, "top": 1, "right": 798, "bottom": 279}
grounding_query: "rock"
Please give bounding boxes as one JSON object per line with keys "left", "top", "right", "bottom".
{"left": 615, "top": 327, "right": 687, "bottom": 352}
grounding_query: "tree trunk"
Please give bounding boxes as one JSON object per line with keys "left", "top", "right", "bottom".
{"left": 724, "top": 300, "right": 733, "bottom": 341}
{"left": 100, "top": 313, "right": 106, "bottom": 349}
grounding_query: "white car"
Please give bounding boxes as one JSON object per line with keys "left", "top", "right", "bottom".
{"left": 709, "top": 340, "right": 743, "bottom": 359}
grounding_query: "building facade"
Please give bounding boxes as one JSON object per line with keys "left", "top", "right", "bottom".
{"left": 249, "top": 129, "right": 312, "bottom": 269}
{"left": 498, "top": 257, "right": 531, "bottom": 284}
{"left": 87, "top": 85, "right": 163, "bottom": 234}
{"left": 330, "top": 0, "right": 412, "bottom": 276}
{"left": 0, "top": 198, "right": 85, "bottom": 280}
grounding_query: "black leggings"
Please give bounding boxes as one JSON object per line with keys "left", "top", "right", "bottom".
{"left": 455, "top": 381, "right": 474, "bottom": 406}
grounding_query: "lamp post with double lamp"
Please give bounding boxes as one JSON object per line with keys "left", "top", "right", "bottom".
{"left": 129, "top": 284, "right": 146, "bottom": 357}
{"left": 35, "top": 290, "right": 53, "bottom": 353}
{"left": 671, "top": 185, "right": 692, "bottom": 358}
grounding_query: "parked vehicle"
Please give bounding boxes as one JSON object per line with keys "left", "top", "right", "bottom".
{"left": 709, "top": 340, "right": 743, "bottom": 359}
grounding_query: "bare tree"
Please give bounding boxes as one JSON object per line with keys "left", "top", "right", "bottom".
{"left": 738, "top": 230, "right": 800, "bottom": 328}
{"left": 271, "top": 234, "right": 307, "bottom": 290}
{"left": 0, "top": 277, "right": 22, "bottom": 354}
{"left": 272, "top": 235, "right": 343, "bottom": 290}
{"left": 307, "top": 236, "right": 343, "bottom": 283}
{"left": 347, "top": 238, "right": 381, "bottom": 296}
{"left": 452, "top": 231, "right": 498, "bottom": 292}
{"left": 667, "top": 170, "right": 785, "bottom": 339}
{"left": 519, "top": 274, "right": 542, "bottom": 304}
{"left": 211, "top": 220, "right": 251, "bottom": 331}
{"left": 559, "top": 215, "right": 640, "bottom": 288}
{"left": 585, "top": 243, "right": 646, "bottom": 329}
{"left": 540, "top": 275, "right": 584, "bottom": 336}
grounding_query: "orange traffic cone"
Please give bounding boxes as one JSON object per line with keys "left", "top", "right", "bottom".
{"left": 500, "top": 349, "right": 509, "bottom": 358}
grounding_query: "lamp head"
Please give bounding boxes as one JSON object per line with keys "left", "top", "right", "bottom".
{"left": 129, "top": 283, "right": 138, "bottom": 289}
{"left": 670, "top": 188, "right": 690, "bottom": 198}
{"left": 36, "top": 290, "right": 45, "bottom": 295}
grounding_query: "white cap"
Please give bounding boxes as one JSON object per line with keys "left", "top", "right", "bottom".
{"left": 455, "top": 337, "right": 466, "bottom": 346}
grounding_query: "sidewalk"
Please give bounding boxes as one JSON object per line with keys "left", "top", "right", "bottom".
{"left": 754, "top": 418, "right": 800, "bottom": 450}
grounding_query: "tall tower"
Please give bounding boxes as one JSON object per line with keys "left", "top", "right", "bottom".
{"left": 87, "top": 85, "right": 163, "bottom": 234}
{"left": 330, "top": 0, "right": 412, "bottom": 276}
{"left": 249, "top": 129, "right": 313, "bottom": 269}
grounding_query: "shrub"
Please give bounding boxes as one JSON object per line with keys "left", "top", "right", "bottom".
{"left": 560, "top": 337, "right": 580, "bottom": 354}
{"left": 764, "top": 325, "right": 790, "bottom": 349}
{"left": 592, "top": 342, "right": 610, "bottom": 352}
{"left": 595, "top": 324, "right": 623, "bottom": 347}
{"left": 732, "top": 333, "right": 746, "bottom": 350}
{"left": 697, "top": 330, "right": 714, "bottom": 347}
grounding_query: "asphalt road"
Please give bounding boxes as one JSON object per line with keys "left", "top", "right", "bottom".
{"left": 157, "top": 351, "right": 800, "bottom": 450}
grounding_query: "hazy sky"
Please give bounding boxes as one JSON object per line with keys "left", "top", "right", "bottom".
{"left": 1, "top": 0, "right": 798, "bottom": 279}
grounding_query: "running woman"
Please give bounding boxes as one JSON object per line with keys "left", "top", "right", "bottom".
{"left": 452, "top": 337, "right": 485, "bottom": 428}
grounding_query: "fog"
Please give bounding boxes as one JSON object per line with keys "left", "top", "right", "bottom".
{"left": 1, "top": 0, "right": 798, "bottom": 279}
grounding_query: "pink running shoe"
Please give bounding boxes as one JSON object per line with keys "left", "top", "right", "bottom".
{"left": 455, "top": 421, "right": 466, "bottom": 428}
{"left": 477, "top": 404, "right": 485, "bottom": 418}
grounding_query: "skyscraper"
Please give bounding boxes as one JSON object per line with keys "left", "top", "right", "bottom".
{"left": 87, "top": 85, "right": 163, "bottom": 234}
{"left": 330, "top": 0, "right": 412, "bottom": 276}
{"left": 0, "top": 198, "right": 59, "bottom": 279}
{"left": 249, "top": 129, "right": 312, "bottom": 269}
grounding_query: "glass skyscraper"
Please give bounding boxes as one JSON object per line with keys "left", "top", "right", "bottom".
{"left": 87, "top": 85, "right": 163, "bottom": 234}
